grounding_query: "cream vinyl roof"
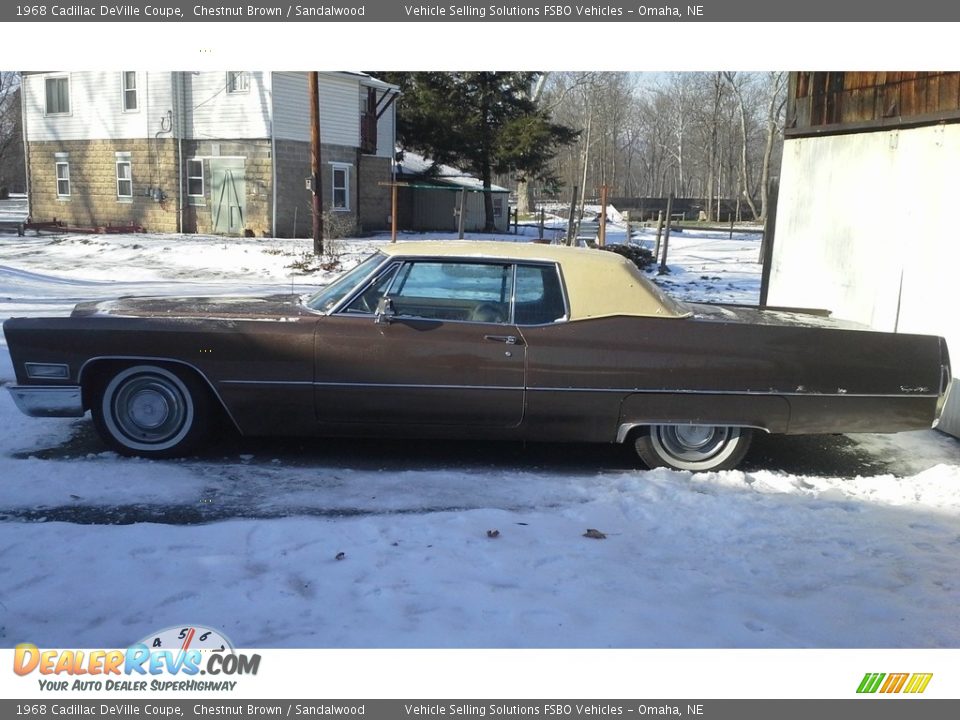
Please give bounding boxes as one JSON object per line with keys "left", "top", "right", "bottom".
{"left": 379, "top": 241, "right": 691, "bottom": 320}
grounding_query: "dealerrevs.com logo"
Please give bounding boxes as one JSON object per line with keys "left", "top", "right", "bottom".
{"left": 857, "top": 672, "right": 933, "bottom": 694}
{"left": 13, "top": 625, "right": 260, "bottom": 692}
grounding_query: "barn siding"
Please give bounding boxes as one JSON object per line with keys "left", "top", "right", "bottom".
{"left": 789, "top": 71, "right": 960, "bottom": 136}
{"left": 768, "top": 125, "right": 960, "bottom": 436}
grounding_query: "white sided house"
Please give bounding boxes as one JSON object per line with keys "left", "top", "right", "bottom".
{"left": 20, "top": 71, "right": 398, "bottom": 236}
{"left": 769, "top": 72, "right": 960, "bottom": 437}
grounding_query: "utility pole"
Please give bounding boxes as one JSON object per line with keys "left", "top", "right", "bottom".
{"left": 309, "top": 71, "right": 324, "bottom": 256}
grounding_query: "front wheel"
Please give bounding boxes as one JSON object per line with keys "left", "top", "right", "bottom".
{"left": 634, "top": 425, "right": 753, "bottom": 472}
{"left": 91, "top": 365, "right": 210, "bottom": 457}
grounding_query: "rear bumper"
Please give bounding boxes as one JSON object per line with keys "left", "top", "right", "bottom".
{"left": 7, "top": 385, "right": 84, "bottom": 418}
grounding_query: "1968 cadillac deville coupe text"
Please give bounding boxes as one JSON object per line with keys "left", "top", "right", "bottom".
{"left": 3, "top": 241, "right": 952, "bottom": 471}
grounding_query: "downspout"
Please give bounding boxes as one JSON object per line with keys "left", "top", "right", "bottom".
{"left": 270, "top": 73, "right": 277, "bottom": 238}
{"left": 175, "top": 72, "right": 184, "bottom": 234}
{"left": 19, "top": 74, "right": 30, "bottom": 217}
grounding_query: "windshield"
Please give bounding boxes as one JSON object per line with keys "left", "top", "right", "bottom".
{"left": 304, "top": 252, "right": 385, "bottom": 312}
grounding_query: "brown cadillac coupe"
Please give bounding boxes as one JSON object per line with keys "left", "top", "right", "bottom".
{"left": 3, "top": 241, "right": 952, "bottom": 471}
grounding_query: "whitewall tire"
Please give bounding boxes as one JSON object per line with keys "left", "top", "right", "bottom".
{"left": 92, "top": 365, "right": 209, "bottom": 457}
{"left": 634, "top": 425, "right": 753, "bottom": 472}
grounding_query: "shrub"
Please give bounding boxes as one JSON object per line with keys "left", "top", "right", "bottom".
{"left": 600, "top": 243, "right": 655, "bottom": 271}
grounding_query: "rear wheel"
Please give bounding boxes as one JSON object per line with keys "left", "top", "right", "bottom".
{"left": 91, "top": 365, "right": 210, "bottom": 457}
{"left": 634, "top": 424, "right": 753, "bottom": 472}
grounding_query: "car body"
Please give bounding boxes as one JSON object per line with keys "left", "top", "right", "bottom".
{"left": 3, "top": 241, "right": 953, "bottom": 471}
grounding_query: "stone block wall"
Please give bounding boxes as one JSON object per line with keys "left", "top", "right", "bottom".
{"left": 28, "top": 137, "right": 392, "bottom": 238}
{"left": 27, "top": 138, "right": 181, "bottom": 232}
{"left": 357, "top": 155, "right": 392, "bottom": 231}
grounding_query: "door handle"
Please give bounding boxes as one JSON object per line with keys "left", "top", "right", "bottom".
{"left": 484, "top": 334, "right": 519, "bottom": 345}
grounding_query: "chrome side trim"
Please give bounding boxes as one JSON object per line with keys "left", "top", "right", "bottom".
{"left": 222, "top": 380, "right": 522, "bottom": 391}
{"left": 215, "top": 379, "right": 940, "bottom": 399}
{"left": 527, "top": 386, "right": 941, "bottom": 398}
{"left": 8, "top": 385, "right": 84, "bottom": 418}
{"left": 77, "top": 356, "right": 242, "bottom": 433}
{"left": 616, "top": 422, "right": 772, "bottom": 444}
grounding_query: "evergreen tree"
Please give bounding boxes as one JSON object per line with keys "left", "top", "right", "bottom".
{"left": 377, "top": 72, "right": 578, "bottom": 231}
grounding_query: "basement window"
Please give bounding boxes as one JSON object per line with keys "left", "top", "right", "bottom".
{"left": 116, "top": 154, "right": 133, "bottom": 199}
{"left": 331, "top": 163, "right": 350, "bottom": 211}
{"left": 187, "top": 159, "right": 204, "bottom": 203}
{"left": 55, "top": 157, "right": 70, "bottom": 198}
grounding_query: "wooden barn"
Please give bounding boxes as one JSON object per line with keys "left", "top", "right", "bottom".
{"left": 768, "top": 72, "right": 960, "bottom": 437}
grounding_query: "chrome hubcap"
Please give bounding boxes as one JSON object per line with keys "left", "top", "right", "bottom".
{"left": 128, "top": 389, "right": 171, "bottom": 429}
{"left": 673, "top": 424, "right": 715, "bottom": 449}
{"left": 656, "top": 425, "right": 735, "bottom": 462}
{"left": 113, "top": 377, "right": 187, "bottom": 443}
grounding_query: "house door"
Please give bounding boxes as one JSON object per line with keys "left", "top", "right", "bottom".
{"left": 209, "top": 158, "right": 246, "bottom": 235}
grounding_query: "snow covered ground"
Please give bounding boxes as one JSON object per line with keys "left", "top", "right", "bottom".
{"left": 0, "top": 220, "right": 957, "bottom": 649}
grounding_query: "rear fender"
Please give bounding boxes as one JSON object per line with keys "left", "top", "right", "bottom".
{"left": 616, "top": 392, "right": 789, "bottom": 442}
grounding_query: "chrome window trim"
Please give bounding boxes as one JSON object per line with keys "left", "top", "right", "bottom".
{"left": 324, "top": 250, "right": 397, "bottom": 317}
{"left": 333, "top": 260, "right": 403, "bottom": 316}
{"left": 327, "top": 255, "right": 569, "bottom": 327}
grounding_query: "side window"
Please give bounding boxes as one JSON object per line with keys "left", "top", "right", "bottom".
{"left": 341, "top": 263, "right": 400, "bottom": 314}
{"left": 122, "top": 71, "right": 138, "bottom": 111}
{"left": 514, "top": 264, "right": 566, "bottom": 325}
{"left": 390, "top": 262, "right": 512, "bottom": 323}
{"left": 45, "top": 76, "right": 70, "bottom": 115}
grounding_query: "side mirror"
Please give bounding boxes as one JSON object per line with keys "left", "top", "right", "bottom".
{"left": 374, "top": 296, "right": 396, "bottom": 324}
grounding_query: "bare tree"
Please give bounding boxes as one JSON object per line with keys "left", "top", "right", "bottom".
{"left": 758, "top": 72, "right": 788, "bottom": 222}
{"left": 533, "top": 71, "right": 783, "bottom": 223}
{"left": 0, "top": 72, "right": 24, "bottom": 195}
{"left": 723, "top": 72, "right": 761, "bottom": 221}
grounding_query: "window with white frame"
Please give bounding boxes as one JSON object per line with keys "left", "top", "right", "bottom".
{"left": 331, "top": 164, "right": 350, "bottom": 211}
{"left": 227, "top": 71, "right": 249, "bottom": 94}
{"left": 45, "top": 76, "right": 70, "bottom": 115}
{"left": 187, "top": 159, "right": 204, "bottom": 201}
{"left": 55, "top": 156, "right": 70, "bottom": 197}
{"left": 115, "top": 154, "right": 132, "bottom": 198}
{"left": 122, "top": 71, "right": 138, "bottom": 111}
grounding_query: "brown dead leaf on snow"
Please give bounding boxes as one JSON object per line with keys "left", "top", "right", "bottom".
{"left": 583, "top": 529, "right": 607, "bottom": 540}
{"left": 486, "top": 530, "right": 500, "bottom": 538}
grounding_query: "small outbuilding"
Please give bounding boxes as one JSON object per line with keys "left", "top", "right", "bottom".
{"left": 395, "top": 151, "right": 509, "bottom": 233}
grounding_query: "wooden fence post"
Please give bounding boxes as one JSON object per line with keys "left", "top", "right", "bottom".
{"left": 653, "top": 209, "right": 664, "bottom": 260}
{"left": 659, "top": 193, "right": 674, "bottom": 274}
